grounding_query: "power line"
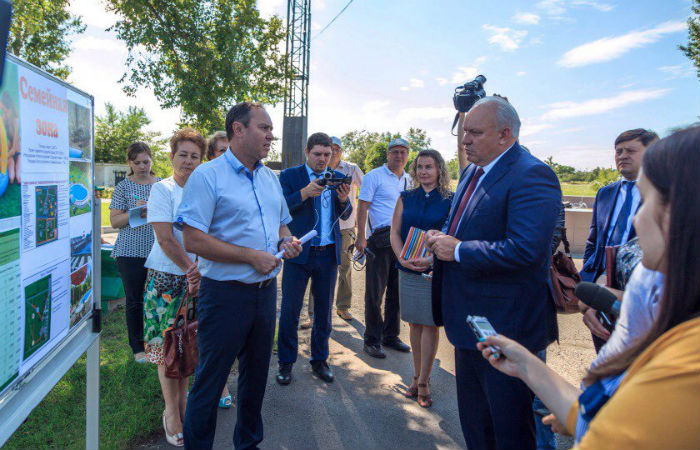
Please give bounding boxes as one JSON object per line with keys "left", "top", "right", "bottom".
{"left": 312, "top": 0, "right": 355, "bottom": 40}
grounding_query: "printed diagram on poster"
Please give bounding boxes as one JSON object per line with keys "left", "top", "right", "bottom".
{"left": 35, "top": 185, "right": 58, "bottom": 246}
{"left": 23, "top": 275, "right": 51, "bottom": 359}
{"left": 69, "top": 161, "right": 91, "bottom": 217}
{"left": 70, "top": 230, "right": 92, "bottom": 327}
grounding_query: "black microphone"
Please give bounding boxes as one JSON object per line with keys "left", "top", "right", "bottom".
{"left": 575, "top": 282, "right": 622, "bottom": 318}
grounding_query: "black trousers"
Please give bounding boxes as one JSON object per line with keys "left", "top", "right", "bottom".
{"left": 116, "top": 256, "right": 147, "bottom": 354}
{"left": 184, "top": 277, "right": 276, "bottom": 450}
{"left": 455, "top": 347, "right": 536, "bottom": 450}
{"left": 363, "top": 244, "right": 400, "bottom": 345}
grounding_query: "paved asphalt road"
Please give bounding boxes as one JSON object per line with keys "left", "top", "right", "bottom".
{"left": 143, "top": 264, "right": 595, "bottom": 450}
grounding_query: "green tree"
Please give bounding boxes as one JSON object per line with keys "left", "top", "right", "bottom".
{"left": 95, "top": 103, "right": 165, "bottom": 164}
{"left": 342, "top": 128, "right": 432, "bottom": 173}
{"left": 680, "top": 0, "right": 700, "bottom": 78}
{"left": 105, "top": 0, "right": 290, "bottom": 132}
{"left": 447, "top": 157, "right": 460, "bottom": 180}
{"left": 7, "top": 0, "right": 85, "bottom": 79}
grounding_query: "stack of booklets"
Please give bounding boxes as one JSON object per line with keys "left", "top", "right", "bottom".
{"left": 400, "top": 227, "right": 432, "bottom": 260}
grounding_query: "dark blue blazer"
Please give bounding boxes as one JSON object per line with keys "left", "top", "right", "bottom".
{"left": 580, "top": 181, "right": 638, "bottom": 283}
{"left": 279, "top": 164, "right": 352, "bottom": 265}
{"left": 431, "top": 143, "right": 560, "bottom": 353}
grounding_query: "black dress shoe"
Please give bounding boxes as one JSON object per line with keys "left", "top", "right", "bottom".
{"left": 363, "top": 343, "right": 386, "bottom": 359}
{"left": 382, "top": 337, "right": 411, "bottom": 353}
{"left": 311, "top": 361, "right": 334, "bottom": 383}
{"left": 276, "top": 363, "right": 293, "bottom": 385}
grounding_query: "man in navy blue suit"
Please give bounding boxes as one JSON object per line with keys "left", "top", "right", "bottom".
{"left": 276, "top": 132, "right": 352, "bottom": 385}
{"left": 579, "top": 128, "right": 658, "bottom": 351}
{"left": 427, "top": 97, "right": 560, "bottom": 450}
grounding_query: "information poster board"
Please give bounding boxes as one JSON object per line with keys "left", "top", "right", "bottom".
{"left": 0, "top": 55, "right": 94, "bottom": 398}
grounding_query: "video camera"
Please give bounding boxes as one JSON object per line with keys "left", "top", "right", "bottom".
{"left": 316, "top": 169, "right": 352, "bottom": 188}
{"left": 453, "top": 75, "right": 487, "bottom": 113}
{"left": 451, "top": 75, "right": 487, "bottom": 135}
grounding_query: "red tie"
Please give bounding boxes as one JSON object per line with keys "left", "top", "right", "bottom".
{"left": 448, "top": 168, "right": 484, "bottom": 236}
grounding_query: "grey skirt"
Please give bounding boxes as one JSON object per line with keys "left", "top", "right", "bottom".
{"left": 398, "top": 270, "right": 437, "bottom": 326}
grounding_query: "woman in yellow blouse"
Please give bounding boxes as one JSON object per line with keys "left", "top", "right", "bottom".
{"left": 478, "top": 126, "right": 700, "bottom": 449}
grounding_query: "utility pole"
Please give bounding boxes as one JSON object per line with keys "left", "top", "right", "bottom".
{"left": 281, "top": 0, "right": 311, "bottom": 169}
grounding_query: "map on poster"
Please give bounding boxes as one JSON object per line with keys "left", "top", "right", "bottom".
{"left": 0, "top": 55, "right": 94, "bottom": 398}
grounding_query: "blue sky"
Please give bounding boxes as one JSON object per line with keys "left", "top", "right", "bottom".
{"left": 67, "top": 0, "right": 698, "bottom": 168}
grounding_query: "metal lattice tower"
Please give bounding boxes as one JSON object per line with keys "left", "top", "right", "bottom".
{"left": 281, "top": 0, "right": 311, "bottom": 169}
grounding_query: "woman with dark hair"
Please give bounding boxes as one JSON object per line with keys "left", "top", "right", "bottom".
{"left": 110, "top": 142, "right": 160, "bottom": 362}
{"left": 390, "top": 149, "right": 453, "bottom": 408}
{"left": 477, "top": 127, "right": 700, "bottom": 448}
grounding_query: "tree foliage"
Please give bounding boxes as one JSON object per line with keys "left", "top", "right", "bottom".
{"left": 95, "top": 103, "right": 166, "bottom": 164}
{"left": 680, "top": 0, "right": 700, "bottom": 78}
{"left": 105, "top": 0, "right": 290, "bottom": 133}
{"left": 7, "top": 0, "right": 85, "bottom": 79}
{"left": 544, "top": 156, "right": 619, "bottom": 189}
{"left": 342, "top": 128, "right": 432, "bottom": 173}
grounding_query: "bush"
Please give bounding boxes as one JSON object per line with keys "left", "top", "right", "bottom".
{"left": 95, "top": 187, "right": 114, "bottom": 199}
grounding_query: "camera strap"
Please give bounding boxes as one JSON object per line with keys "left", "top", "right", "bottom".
{"left": 451, "top": 112, "right": 460, "bottom": 136}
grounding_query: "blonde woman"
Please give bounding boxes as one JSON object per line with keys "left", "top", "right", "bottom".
{"left": 390, "top": 149, "right": 453, "bottom": 408}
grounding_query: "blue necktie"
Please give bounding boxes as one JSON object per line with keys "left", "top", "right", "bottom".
{"left": 608, "top": 181, "right": 634, "bottom": 246}
{"left": 312, "top": 173, "right": 323, "bottom": 246}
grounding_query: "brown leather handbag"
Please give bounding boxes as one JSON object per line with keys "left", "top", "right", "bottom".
{"left": 550, "top": 233, "right": 582, "bottom": 314}
{"left": 163, "top": 292, "right": 198, "bottom": 379}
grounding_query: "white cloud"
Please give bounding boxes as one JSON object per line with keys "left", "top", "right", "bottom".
{"left": 658, "top": 64, "right": 695, "bottom": 79}
{"left": 572, "top": 1, "right": 614, "bottom": 12}
{"left": 516, "top": 71, "right": 526, "bottom": 76}
{"left": 408, "top": 78, "right": 424, "bottom": 88}
{"left": 520, "top": 122, "right": 553, "bottom": 137}
{"left": 257, "top": 0, "right": 285, "bottom": 18}
{"left": 451, "top": 67, "right": 480, "bottom": 83}
{"left": 311, "top": 21, "right": 322, "bottom": 31}
{"left": 400, "top": 78, "right": 425, "bottom": 91}
{"left": 541, "top": 89, "right": 670, "bottom": 121}
{"left": 558, "top": 21, "right": 686, "bottom": 67}
{"left": 473, "top": 56, "right": 487, "bottom": 66}
{"left": 435, "top": 77, "right": 448, "bottom": 86}
{"left": 72, "top": 36, "right": 125, "bottom": 53}
{"left": 536, "top": 0, "right": 614, "bottom": 17}
{"left": 536, "top": 0, "right": 567, "bottom": 16}
{"left": 482, "top": 24, "right": 528, "bottom": 51}
{"left": 513, "top": 12, "right": 540, "bottom": 25}
{"left": 69, "top": 0, "right": 118, "bottom": 29}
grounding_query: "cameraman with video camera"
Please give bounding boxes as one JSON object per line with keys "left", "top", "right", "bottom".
{"left": 452, "top": 75, "right": 487, "bottom": 175}
{"left": 276, "top": 132, "right": 352, "bottom": 385}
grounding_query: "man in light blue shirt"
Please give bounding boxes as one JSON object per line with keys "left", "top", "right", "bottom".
{"left": 180, "top": 102, "right": 302, "bottom": 450}
{"left": 275, "top": 132, "right": 352, "bottom": 385}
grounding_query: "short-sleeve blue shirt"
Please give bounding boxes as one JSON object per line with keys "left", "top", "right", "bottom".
{"left": 398, "top": 186, "right": 453, "bottom": 273}
{"left": 176, "top": 149, "right": 292, "bottom": 283}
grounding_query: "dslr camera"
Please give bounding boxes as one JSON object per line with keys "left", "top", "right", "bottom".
{"left": 453, "top": 75, "right": 487, "bottom": 113}
{"left": 316, "top": 169, "right": 352, "bottom": 188}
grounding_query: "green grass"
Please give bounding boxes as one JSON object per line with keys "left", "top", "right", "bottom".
{"left": 561, "top": 182, "right": 598, "bottom": 197}
{"left": 2, "top": 307, "right": 163, "bottom": 450}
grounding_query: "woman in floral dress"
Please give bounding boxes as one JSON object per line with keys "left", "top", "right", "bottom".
{"left": 143, "top": 128, "right": 206, "bottom": 447}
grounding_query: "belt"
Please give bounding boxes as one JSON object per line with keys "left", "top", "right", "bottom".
{"left": 223, "top": 278, "right": 274, "bottom": 289}
{"left": 310, "top": 243, "right": 335, "bottom": 252}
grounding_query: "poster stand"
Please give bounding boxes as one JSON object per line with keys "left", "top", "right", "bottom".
{"left": 0, "top": 55, "right": 100, "bottom": 449}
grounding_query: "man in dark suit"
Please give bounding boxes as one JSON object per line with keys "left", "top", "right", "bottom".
{"left": 276, "top": 132, "right": 352, "bottom": 384}
{"left": 427, "top": 97, "right": 560, "bottom": 450}
{"left": 579, "top": 128, "right": 658, "bottom": 350}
